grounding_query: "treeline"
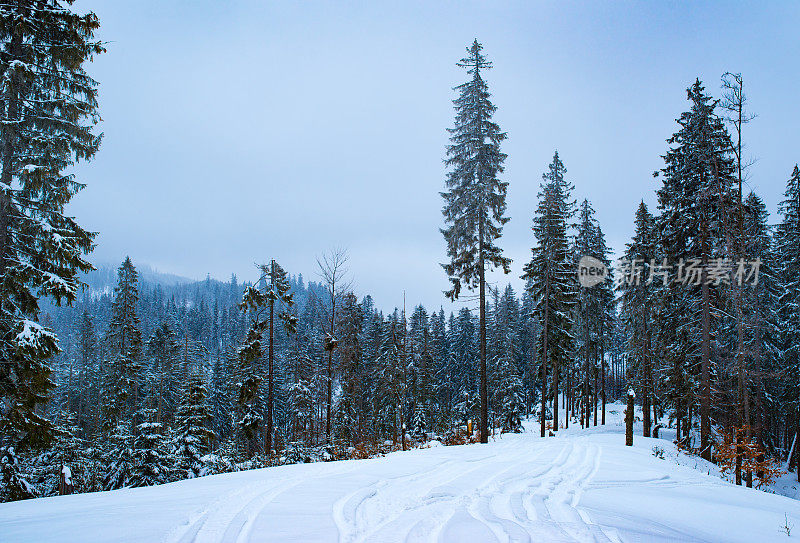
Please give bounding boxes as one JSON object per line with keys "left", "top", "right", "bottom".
{"left": 1, "top": 254, "right": 627, "bottom": 500}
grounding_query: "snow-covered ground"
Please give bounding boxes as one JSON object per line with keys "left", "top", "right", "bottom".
{"left": 3, "top": 404, "right": 800, "bottom": 542}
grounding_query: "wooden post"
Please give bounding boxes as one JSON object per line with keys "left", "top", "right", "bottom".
{"left": 626, "top": 389, "right": 635, "bottom": 447}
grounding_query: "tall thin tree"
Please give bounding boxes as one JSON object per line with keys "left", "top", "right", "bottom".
{"left": 441, "top": 39, "right": 511, "bottom": 443}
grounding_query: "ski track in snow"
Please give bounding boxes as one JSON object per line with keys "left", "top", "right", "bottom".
{"left": 167, "top": 461, "right": 363, "bottom": 543}
{"left": 329, "top": 437, "right": 611, "bottom": 543}
{"left": 7, "top": 407, "right": 800, "bottom": 543}
{"left": 168, "top": 436, "right": 615, "bottom": 543}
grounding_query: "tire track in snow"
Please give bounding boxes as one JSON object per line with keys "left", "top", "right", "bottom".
{"left": 333, "top": 450, "right": 511, "bottom": 543}
{"left": 537, "top": 439, "right": 612, "bottom": 543}
{"left": 336, "top": 439, "right": 559, "bottom": 543}
{"left": 166, "top": 461, "right": 362, "bottom": 543}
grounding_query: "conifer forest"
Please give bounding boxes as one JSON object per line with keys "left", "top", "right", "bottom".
{"left": 1, "top": 2, "right": 800, "bottom": 542}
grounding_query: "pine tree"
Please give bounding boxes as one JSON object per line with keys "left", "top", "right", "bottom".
{"left": 735, "top": 192, "right": 780, "bottom": 484}
{"left": 377, "top": 311, "right": 406, "bottom": 445}
{"left": 409, "top": 305, "right": 434, "bottom": 430}
{"left": 335, "top": 292, "right": 364, "bottom": 445}
{"left": 130, "top": 409, "right": 173, "bottom": 487}
{"left": 286, "top": 313, "right": 315, "bottom": 444}
{"left": 146, "top": 322, "right": 180, "bottom": 426}
{"left": 522, "top": 151, "right": 577, "bottom": 436}
{"left": 102, "top": 257, "right": 144, "bottom": 432}
{"left": 575, "top": 199, "right": 600, "bottom": 429}
{"left": 238, "top": 259, "right": 296, "bottom": 453}
{"left": 657, "top": 79, "right": 736, "bottom": 460}
{"left": 777, "top": 165, "right": 800, "bottom": 479}
{"left": 441, "top": 40, "right": 511, "bottom": 443}
{"left": 175, "top": 374, "right": 214, "bottom": 478}
{"left": 448, "top": 307, "right": 478, "bottom": 421}
{"left": 0, "top": 1, "right": 102, "bottom": 498}
{"left": 102, "top": 421, "right": 134, "bottom": 490}
{"left": 593, "top": 224, "right": 615, "bottom": 425}
{"left": 619, "top": 202, "right": 659, "bottom": 437}
{"left": 489, "top": 285, "right": 523, "bottom": 433}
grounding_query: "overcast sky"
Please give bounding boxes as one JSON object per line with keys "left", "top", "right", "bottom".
{"left": 69, "top": 1, "right": 800, "bottom": 313}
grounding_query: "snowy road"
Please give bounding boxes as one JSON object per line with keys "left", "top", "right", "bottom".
{"left": 3, "top": 415, "right": 800, "bottom": 542}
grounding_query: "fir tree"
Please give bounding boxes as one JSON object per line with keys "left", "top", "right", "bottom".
{"left": 175, "top": 374, "right": 214, "bottom": 478}
{"left": 441, "top": 40, "right": 511, "bottom": 443}
{"left": 777, "top": 165, "right": 800, "bottom": 478}
{"left": 0, "top": 1, "right": 103, "bottom": 497}
{"left": 335, "top": 292, "right": 364, "bottom": 445}
{"left": 146, "top": 322, "right": 180, "bottom": 426}
{"left": 619, "top": 202, "right": 658, "bottom": 436}
{"left": 102, "top": 257, "right": 144, "bottom": 432}
{"left": 130, "top": 409, "right": 173, "bottom": 487}
{"left": 238, "top": 259, "right": 296, "bottom": 453}
{"left": 657, "top": 79, "right": 736, "bottom": 459}
{"left": 522, "top": 151, "right": 577, "bottom": 436}
{"left": 409, "top": 305, "right": 434, "bottom": 428}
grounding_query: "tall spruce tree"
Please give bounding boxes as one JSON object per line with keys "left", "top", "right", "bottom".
{"left": 238, "top": 259, "right": 296, "bottom": 453}
{"left": 0, "top": 1, "right": 102, "bottom": 497}
{"left": 522, "top": 151, "right": 576, "bottom": 437}
{"left": 740, "top": 192, "right": 780, "bottom": 478}
{"left": 593, "top": 224, "right": 615, "bottom": 425}
{"left": 441, "top": 40, "right": 510, "bottom": 443}
{"left": 657, "top": 79, "right": 736, "bottom": 459}
{"left": 619, "top": 202, "right": 658, "bottom": 436}
{"left": 103, "top": 257, "right": 143, "bottom": 432}
{"left": 335, "top": 292, "right": 364, "bottom": 445}
{"left": 575, "top": 199, "right": 599, "bottom": 429}
{"left": 777, "top": 165, "right": 800, "bottom": 479}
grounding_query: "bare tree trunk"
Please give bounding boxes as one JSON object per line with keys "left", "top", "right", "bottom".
{"left": 565, "top": 369, "right": 569, "bottom": 429}
{"left": 593, "top": 362, "right": 598, "bottom": 427}
{"left": 601, "top": 321, "right": 606, "bottom": 425}
{"left": 540, "top": 281, "right": 549, "bottom": 438}
{"left": 700, "top": 252, "right": 712, "bottom": 462}
{"left": 796, "top": 413, "right": 800, "bottom": 483}
{"left": 266, "top": 294, "right": 274, "bottom": 453}
{"left": 584, "top": 319, "right": 590, "bottom": 429}
{"left": 479, "top": 218, "right": 488, "bottom": 443}
{"left": 553, "top": 351, "right": 559, "bottom": 432}
{"left": 626, "top": 390, "right": 634, "bottom": 446}
{"left": 643, "top": 325, "right": 652, "bottom": 438}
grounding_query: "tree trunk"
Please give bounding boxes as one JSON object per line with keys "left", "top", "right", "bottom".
{"left": 796, "top": 413, "right": 800, "bottom": 483}
{"left": 553, "top": 351, "right": 559, "bottom": 432}
{"left": 584, "top": 323, "right": 590, "bottom": 429}
{"left": 266, "top": 295, "right": 274, "bottom": 453}
{"left": 601, "top": 323, "right": 606, "bottom": 425}
{"left": 540, "top": 281, "right": 549, "bottom": 438}
{"left": 565, "top": 370, "right": 569, "bottom": 429}
{"left": 643, "top": 324, "right": 652, "bottom": 437}
{"left": 626, "top": 390, "right": 634, "bottom": 446}
{"left": 593, "top": 363, "right": 598, "bottom": 427}
{"left": 479, "top": 217, "right": 488, "bottom": 443}
{"left": 700, "top": 253, "right": 712, "bottom": 461}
